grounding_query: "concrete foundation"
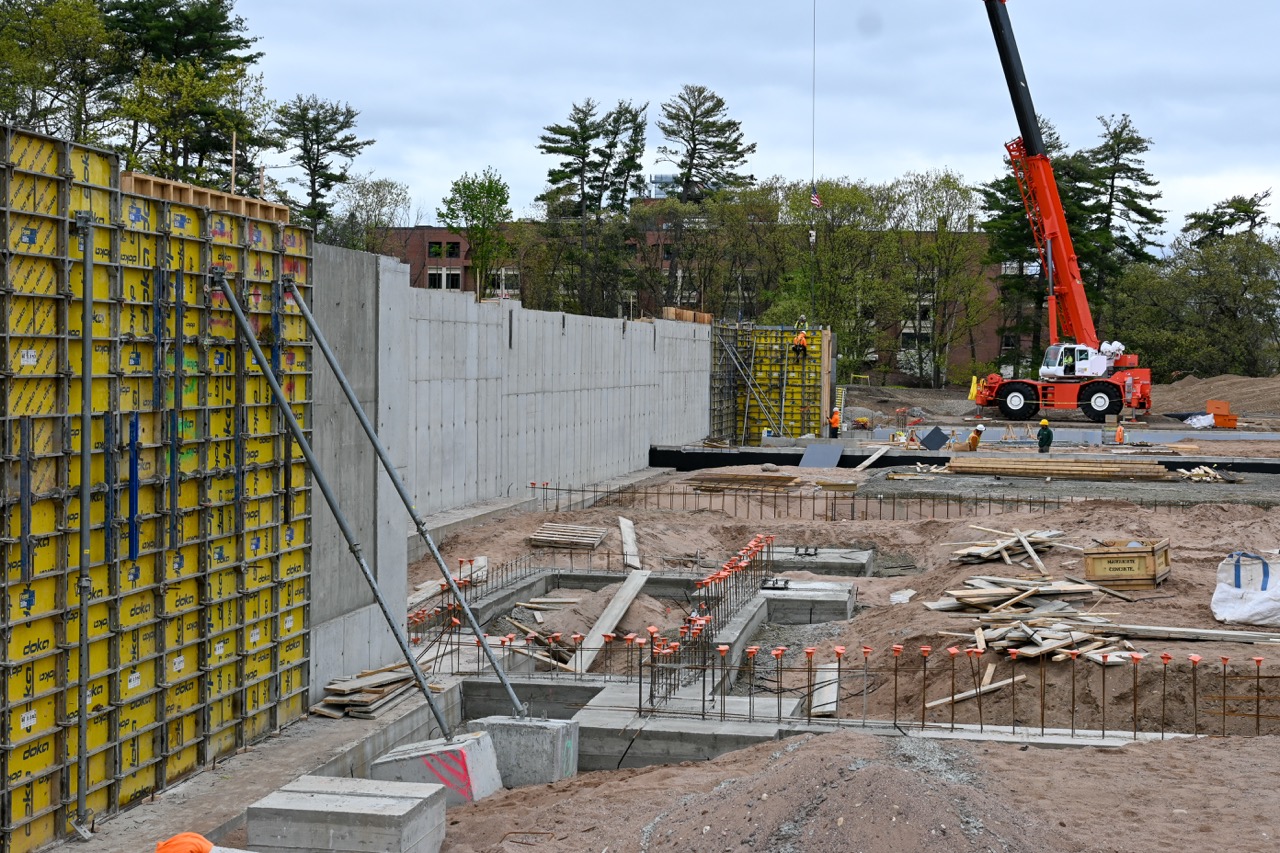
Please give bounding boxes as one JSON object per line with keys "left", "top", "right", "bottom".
{"left": 370, "top": 731, "right": 503, "bottom": 807}
{"left": 759, "top": 579, "right": 857, "bottom": 623}
{"left": 772, "top": 547, "right": 878, "bottom": 576}
{"left": 246, "top": 787, "right": 442, "bottom": 853}
{"left": 465, "top": 716, "right": 579, "bottom": 788}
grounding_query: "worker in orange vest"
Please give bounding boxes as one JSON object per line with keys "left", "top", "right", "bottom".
{"left": 828, "top": 407, "right": 841, "bottom": 438}
{"left": 156, "top": 832, "right": 213, "bottom": 853}
{"left": 791, "top": 329, "right": 808, "bottom": 361}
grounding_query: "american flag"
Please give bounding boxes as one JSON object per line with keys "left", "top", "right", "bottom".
{"left": 810, "top": 186, "right": 823, "bottom": 208}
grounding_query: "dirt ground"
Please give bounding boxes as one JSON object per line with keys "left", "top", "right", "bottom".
{"left": 423, "top": 430, "right": 1280, "bottom": 853}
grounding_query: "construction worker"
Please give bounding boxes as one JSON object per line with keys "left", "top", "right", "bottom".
{"left": 828, "top": 407, "right": 841, "bottom": 438}
{"left": 156, "top": 832, "right": 214, "bottom": 853}
{"left": 791, "top": 328, "right": 808, "bottom": 361}
{"left": 1037, "top": 418, "right": 1053, "bottom": 453}
{"left": 966, "top": 423, "right": 986, "bottom": 452}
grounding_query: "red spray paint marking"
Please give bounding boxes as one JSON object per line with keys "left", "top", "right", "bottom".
{"left": 419, "top": 751, "right": 473, "bottom": 800}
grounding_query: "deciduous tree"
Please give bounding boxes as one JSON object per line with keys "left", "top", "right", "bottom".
{"left": 438, "top": 167, "right": 513, "bottom": 300}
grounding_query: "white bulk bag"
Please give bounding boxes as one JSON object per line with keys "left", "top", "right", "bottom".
{"left": 1211, "top": 550, "right": 1280, "bottom": 627}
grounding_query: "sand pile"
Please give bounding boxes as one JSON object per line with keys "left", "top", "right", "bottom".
{"left": 1152, "top": 374, "right": 1280, "bottom": 415}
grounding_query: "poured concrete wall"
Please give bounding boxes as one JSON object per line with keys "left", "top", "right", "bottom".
{"left": 308, "top": 245, "right": 712, "bottom": 698}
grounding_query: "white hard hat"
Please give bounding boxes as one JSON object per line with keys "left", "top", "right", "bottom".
{"left": 975, "top": 424, "right": 986, "bottom": 432}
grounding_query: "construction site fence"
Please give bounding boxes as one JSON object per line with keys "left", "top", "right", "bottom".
{"left": 529, "top": 483, "right": 1200, "bottom": 521}
{"left": 433, "top": 643, "right": 1280, "bottom": 739}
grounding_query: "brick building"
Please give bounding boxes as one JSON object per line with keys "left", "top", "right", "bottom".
{"left": 386, "top": 226, "right": 519, "bottom": 296}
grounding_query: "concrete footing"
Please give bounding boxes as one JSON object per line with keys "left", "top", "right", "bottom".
{"left": 246, "top": 775, "right": 446, "bottom": 853}
{"left": 370, "top": 730, "right": 503, "bottom": 807}
{"left": 759, "top": 579, "right": 856, "bottom": 622}
{"left": 465, "top": 716, "right": 579, "bottom": 788}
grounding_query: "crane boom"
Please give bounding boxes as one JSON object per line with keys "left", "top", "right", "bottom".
{"left": 983, "top": 0, "right": 1098, "bottom": 350}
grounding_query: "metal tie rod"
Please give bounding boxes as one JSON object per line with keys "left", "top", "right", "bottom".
{"left": 284, "top": 277, "right": 525, "bottom": 717}
{"left": 213, "top": 271, "right": 454, "bottom": 738}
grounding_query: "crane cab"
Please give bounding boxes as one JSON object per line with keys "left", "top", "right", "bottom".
{"left": 1039, "top": 344, "right": 1107, "bottom": 380}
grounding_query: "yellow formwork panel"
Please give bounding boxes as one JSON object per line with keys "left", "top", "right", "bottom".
{"left": 66, "top": 377, "right": 115, "bottom": 418}
{"left": 119, "top": 229, "right": 159, "bottom": 269}
{"left": 204, "top": 629, "right": 238, "bottom": 667}
{"left": 243, "top": 647, "right": 274, "bottom": 685}
{"left": 243, "top": 529, "right": 273, "bottom": 563}
{"left": 119, "top": 341, "right": 157, "bottom": 376}
{"left": 118, "top": 590, "right": 158, "bottom": 630}
{"left": 69, "top": 142, "right": 116, "bottom": 186}
{"left": 162, "top": 577, "right": 200, "bottom": 615}
{"left": 163, "top": 674, "right": 202, "bottom": 717}
{"left": 164, "top": 646, "right": 198, "bottom": 684}
{"left": 121, "top": 267, "right": 159, "bottom": 306}
{"left": 117, "top": 762, "right": 158, "bottom": 807}
{"left": 277, "top": 631, "right": 306, "bottom": 664}
{"left": 120, "top": 556, "right": 160, "bottom": 592}
{"left": 7, "top": 172, "right": 61, "bottom": 216}
{"left": 7, "top": 213, "right": 61, "bottom": 256}
{"left": 206, "top": 344, "right": 236, "bottom": 376}
{"left": 8, "top": 692, "right": 59, "bottom": 743}
{"left": 280, "top": 520, "right": 306, "bottom": 552}
{"left": 119, "top": 377, "right": 158, "bottom": 412}
{"left": 165, "top": 743, "right": 200, "bottom": 785}
{"left": 163, "top": 609, "right": 202, "bottom": 650}
{"left": 204, "top": 599, "right": 238, "bottom": 635}
{"left": 206, "top": 304, "right": 235, "bottom": 341}
{"left": 166, "top": 203, "right": 201, "bottom": 238}
{"left": 242, "top": 404, "right": 274, "bottom": 437}
{"left": 167, "top": 235, "right": 205, "bottom": 275}
{"left": 207, "top": 375, "right": 235, "bottom": 407}
{"left": 211, "top": 244, "right": 242, "bottom": 275}
{"left": 242, "top": 708, "right": 272, "bottom": 743}
{"left": 116, "top": 727, "right": 158, "bottom": 777}
{"left": 207, "top": 441, "right": 234, "bottom": 473}
{"left": 243, "top": 497, "right": 278, "bottom": 530}
{"left": 243, "top": 560, "right": 274, "bottom": 592}
{"left": 8, "top": 130, "right": 60, "bottom": 173}
{"left": 207, "top": 474, "right": 235, "bottom": 505}
{"left": 118, "top": 659, "right": 158, "bottom": 704}
{"left": 241, "top": 436, "right": 276, "bottom": 466}
{"left": 242, "top": 587, "right": 273, "bottom": 623}
{"left": 207, "top": 535, "right": 237, "bottom": 572}
{"left": 6, "top": 617, "right": 60, "bottom": 666}
{"left": 117, "top": 624, "right": 158, "bottom": 667}
{"left": 205, "top": 726, "right": 238, "bottom": 763}
{"left": 243, "top": 466, "right": 274, "bottom": 497}
{"left": 7, "top": 336, "right": 59, "bottom": 376}
{"left": 122, "top": 193, "right": 160, "bottom": 232}
{"left": 246, "top": 252, "right": 275, "bottom": 282}
{"left": 242, "top": 617, "right": 272, "bottom": 655}
{"left": 5, "top": 786, "right": 59, "bottom": 853}
{"left": 281, "top": 345, "right": 311, "bottom": 372}
{"left": 247, "top": 220, "right": 277, "bottom": 251}
{"left": 5, "top": 652, "right": 59, "bottom": 704}
{"left": 204, "top": 565, "right": 238, "bottom": 602}
{"left": 278, "top": 558, "right": 308, "bottom": 590}
{"left": 8, "top": 293, "right": 61, "bottom": 336}
{"left": 281, "top": 226, "right": 308, "bottom": 256}
{"left": 7, "top": 574, "right": 59, "bottom": 621}
{"left": 62, "top": 636, "right": 111, "bottom": 686}
{"left": 206, "top": 693, "right": 236, "bottom": 731}
{"left": 2, "top": 413, "right": 62, "bottom": 457}
{"left": 208, "top": 212, "right": 241, "bottom": 246}
{"left": 117, "top": 692, "right": 159, "bottom": 738}
{"left": 4, "top": 730, "right": 59, "bottom": 787}
{"left": 6, "top": 254, "right": 60, "bottom": 295}
{"left": 286, "top": 490, "right": 310, "bottom": 521}
{"left": 63, "top": 702, "right": 112, "bottom": 756}
{"left": 7, "top": 377, "right": 61, "bottom": 417}
{"left": 207, "top": 660, "right": 238, "bottom": 700}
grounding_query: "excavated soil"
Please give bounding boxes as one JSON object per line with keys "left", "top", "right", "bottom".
{"left": 425, "top": 452, "right": 1280, "bottom": 853}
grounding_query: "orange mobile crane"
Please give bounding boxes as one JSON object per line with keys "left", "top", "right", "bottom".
{"left": 973, "top": 0, "right": 1152, "bottom": 423}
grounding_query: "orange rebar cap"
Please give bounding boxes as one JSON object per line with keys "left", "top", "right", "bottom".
{"left": 156, "top": 833, "right": 214, "bottom": 853}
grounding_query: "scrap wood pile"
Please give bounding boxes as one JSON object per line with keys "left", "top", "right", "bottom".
{"left": 313, "top": 652, "right": 442, "bottom": 720}
{"left": 948, "top": 525, "right": 1080, "bottom": 574}
{"left": 1175, "top": 465, "right": 1235, "bottom": 483}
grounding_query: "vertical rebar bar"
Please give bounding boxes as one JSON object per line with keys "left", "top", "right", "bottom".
{"left": 1254, "top": 656, "right": 1264, "bottom": 737}
{"left": 919, "top": 646, "right": 931, "bottom": 731}
{"left": 1190, "top": 654, "right": 1201, "bottom": 737}
{"left": 1220, "top": 656, "right": 1229, "bottom": 737}
{"left": 1101, "top": 653, "right": 1109, "bottom": 739}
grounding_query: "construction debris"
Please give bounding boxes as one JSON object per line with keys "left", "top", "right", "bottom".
{"left": 947, "top": 456, "right": 1171, "bottom": 481}
{"left": 949, "top": 526, "right": 1072, "bottom": 572}
{"left": 1176, "top": 465, "right": 1233, "bottom": 482}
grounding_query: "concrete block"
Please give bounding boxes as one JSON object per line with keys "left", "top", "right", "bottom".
{"left": 246, "top": 789, "right": 439, "bottom": 853}
{"left": 464, "top": 716, "right": 579, "bottom": 788}
{"left": 281, "top": 776, "right": 445, "bottom": 852}
{"left": 370, "top": 730, "right": 502, "bottom": 807}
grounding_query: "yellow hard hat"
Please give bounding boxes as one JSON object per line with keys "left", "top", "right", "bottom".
{"left": 1039, "top": 419, "right": 1049, "bottom": 426}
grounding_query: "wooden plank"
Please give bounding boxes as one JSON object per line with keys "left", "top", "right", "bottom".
{"left": 1012, "top": 529, "right": 1049, "bottom": 576}
{"left": 619, "top": 516, "right": 641, "bottom": 570}
{"left": 981, "top": 663, "right": 996, "bottom": 688}
{"left": 989, "top": 588, "right": 1038, "bottom": 613}
{"left": 325, "top": 670, "right": 418, "bottom": 695}
{"left": 1064, "top": 575, "right": 1134, "bottom": 603}
{"left": 810, "top": 663, "right": 840, "bottom": 717}
{"left": 926, "top": 675, "right": 1026, "bottom": 709}
{"left": 853, "top": 445, "right": 891, "bottom": 472}
{"left": 508, "top": 645, "right": 576, "bottom": 673}
{"left": 532, "top": 611, "right": 545, "bottom": 625}
{"left": 576, "top": 570, "right": 652, "bottom": 673}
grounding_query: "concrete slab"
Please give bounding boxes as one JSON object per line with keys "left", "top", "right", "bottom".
{"left": 772, "top": 547, "right": 878, "bottom": 577}
{"left": 370, "top": 731, "right": 503, "bottom": 807}
{"left": 759, "top": 579, "right": 856, "bottom": 623}
{"left": 279, "top": 777, "right": 445, "bottom": 853}
{"left": 464, "top": 717, "right": 579, "bottom": 787}
{"left": 246, "top": 790, "right": 439, "bottom": 853}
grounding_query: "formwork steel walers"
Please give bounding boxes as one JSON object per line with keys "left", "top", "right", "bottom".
{"left": 711, "top": 324, "right": 833, "bottom": 445}
{"left": 0, "top": 124, "right": 313, "bottom": 852}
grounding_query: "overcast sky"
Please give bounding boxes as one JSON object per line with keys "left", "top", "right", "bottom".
{"left": 244, "top": 1, "right": 1280, "bottom": 242}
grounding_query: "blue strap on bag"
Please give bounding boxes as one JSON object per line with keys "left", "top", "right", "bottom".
{"left": 1230, "top": 552, "right": 1271, "bottom": 591}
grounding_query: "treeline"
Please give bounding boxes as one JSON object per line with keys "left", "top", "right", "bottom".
{"left": 0, "top": 0, "right": 385, "bottom": 237}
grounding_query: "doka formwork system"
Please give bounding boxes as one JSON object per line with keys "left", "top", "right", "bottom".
{"left": 0, "top": 125, "right": 313, "bottom": 852}
{"left": 710, "top": 324, "right": 834, "bottom": 446}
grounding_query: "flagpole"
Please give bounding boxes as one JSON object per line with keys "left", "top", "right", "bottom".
{"left": 809, "top": 0, "right": 817, "bottom": 321}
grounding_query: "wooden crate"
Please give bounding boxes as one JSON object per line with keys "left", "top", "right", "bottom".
{"left": 1084, "top": 538, "right": 1171, "bottom": 589}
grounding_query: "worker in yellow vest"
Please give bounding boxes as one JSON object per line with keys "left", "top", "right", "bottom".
{"left": 828, "top": 407, "right": 841, "bottom": 438}
{"left": 966, "top": 423, "right": 986, "bottom": 452}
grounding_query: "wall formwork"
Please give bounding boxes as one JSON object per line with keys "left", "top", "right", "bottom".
{"left": 0, "top": 125, "right": 312, "bottom": 852}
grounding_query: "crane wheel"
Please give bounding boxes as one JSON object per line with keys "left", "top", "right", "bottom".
{"left": 1079, "top": 382, "right": 1122, "bottom": 423}
{"left": 996, "top": 382, "right": 1040, "bottom": 420}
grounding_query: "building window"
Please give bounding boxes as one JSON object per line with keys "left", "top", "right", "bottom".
{"left": 427, "top": 270, "right": 462, "bottom": 290}
{"left": 428, "top": 241, "right": 443, "bottom": 258}
{"left": 446, "top": 271, "right": 461, "bottom": 289}
{"left": 900, "top": 332, "right": 932, "bottom": 348}
{"left": 427, "top": 271, "right": 443, "bottom": 289}
{"left": 1000, "top": 334, "right": 1020, "bottom": 352}
{"left": 446, "top": 242, "right": 461, "bottom": 258}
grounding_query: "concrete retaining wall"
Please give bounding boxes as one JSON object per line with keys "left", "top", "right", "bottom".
{"left": 308, "top": 245, "right": 712, "bottom": 700}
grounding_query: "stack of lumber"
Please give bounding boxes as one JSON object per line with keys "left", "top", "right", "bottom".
{"left": 949, "top": 526, "right": 1078, "bottom": 573}
{"left": 924, "top": 575, "right": 1100, "bottom": 614}
{"left": 947, "top": 456, "right": 1170, "bottom": 481}
{"left": 528, "top": 523, "right": 608, "bottom": 550}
